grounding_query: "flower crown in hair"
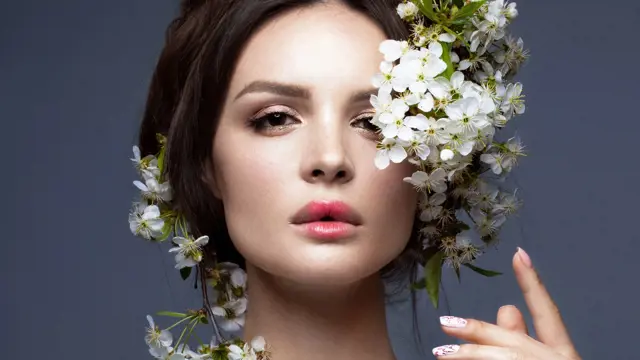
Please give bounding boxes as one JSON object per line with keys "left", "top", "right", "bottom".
{"left": 129, "top": 1, "right": 528, "bottom": 358}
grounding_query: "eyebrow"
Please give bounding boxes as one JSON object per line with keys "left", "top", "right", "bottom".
{"left": 234, "top": 80, "right": 377, "bottom": 104}
{"left": 234, "top": 81, "right": 310, "bottom": 101}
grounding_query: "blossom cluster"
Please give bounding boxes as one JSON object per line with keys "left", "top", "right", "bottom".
{"left": 128, "top": 137, "right": 267, "bottom": 359}
{"left": 370, "top": 0, "right": 528, "bottom": 300}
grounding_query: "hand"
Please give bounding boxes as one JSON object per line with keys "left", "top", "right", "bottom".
{"left": 431, "top": 248, "right": 581, "bottom": 359}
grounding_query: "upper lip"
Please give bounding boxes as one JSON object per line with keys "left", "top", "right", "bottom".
{"left": 290, "top": 200, "right": 363, "bottom": 225}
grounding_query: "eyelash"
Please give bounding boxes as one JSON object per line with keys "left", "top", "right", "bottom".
{"left": 247, "top": 108, "right": 380, "bottom": 139}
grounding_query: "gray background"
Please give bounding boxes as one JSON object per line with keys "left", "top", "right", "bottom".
{"left": 2, "top": 0, "right": 639, "bottom": 359}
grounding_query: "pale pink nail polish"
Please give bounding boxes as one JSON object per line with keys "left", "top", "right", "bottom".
{"left": 439, "top": 316, "right": 467, "bottom": 328}
{"left": 432, "top": 344, "right": 460, "bottom": 356}
{"left": 517, "top": 247, "right": 533, "bottom": 268}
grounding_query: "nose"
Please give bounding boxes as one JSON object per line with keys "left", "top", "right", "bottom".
{"left": 301, "top": 120, "right": 355, "bottom": 185}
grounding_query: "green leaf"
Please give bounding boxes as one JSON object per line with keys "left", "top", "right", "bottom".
{"left": 416, "top": 0, "right": 439, "bottom": 22}
{"left": 157, "top": 146, "right": 166, "bottom": 175}
{"left": 411, "top": 278, "right": 427, "bottom": 290}
{"left": 452, "top": 0, "right": 465, "bottom": 8}
{"left": 180, "top": 267, "right": 192, "bottom": 280}
{"left": 463, "top": 263, "right": 502, "bottom": 277}
{"left": 157, "top": 311, "right": 188, "bottom": 318}
{"left": 451, "top": 0, "right": 485, "bottom": 23}
{"left": 425, "top": 251, "right": 445, "bottom": 308}
{"left": 439, "top": 42, "right": 455, "bottom": 79}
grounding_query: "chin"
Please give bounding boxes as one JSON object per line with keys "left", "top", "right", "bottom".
{"left": 265, "top": 243, "right": 400, "bottom": 287}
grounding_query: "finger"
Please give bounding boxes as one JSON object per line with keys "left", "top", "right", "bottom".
{"left": 439, "top": 316, "right": 530, "bottom": 349}
{"left": 496, "top": 305, "right": 529, "bottom": 335}
{"left": 432, "top": 343, "right": 547, "bottom": 360}
{"left": 513, "top": 247, "right": 574, "bottom": 350}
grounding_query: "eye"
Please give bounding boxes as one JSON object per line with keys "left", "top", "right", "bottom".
{"left": 248, "top": 108, "right": 301, "bottom": 135}
{"left": 351, "top": 113, "right": 382, "bottom": 140}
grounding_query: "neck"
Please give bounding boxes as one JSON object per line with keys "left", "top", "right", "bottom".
{"left": 242, "top": 264, "right": 397, "bottom": 360}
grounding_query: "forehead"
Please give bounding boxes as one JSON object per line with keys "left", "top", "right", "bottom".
{"left": 228, "top": 3, "right": 387, "bottom": 97}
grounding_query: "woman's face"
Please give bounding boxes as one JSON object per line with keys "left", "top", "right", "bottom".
{"left": 211, "top": 2, "right": 418, "bottom": 286}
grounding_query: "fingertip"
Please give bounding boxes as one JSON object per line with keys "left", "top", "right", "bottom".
{"left": 517, "top": 247, "right": 533, "bottom": 268}
{"left": 497, "top": 305, "right": 528, "bottom": 334}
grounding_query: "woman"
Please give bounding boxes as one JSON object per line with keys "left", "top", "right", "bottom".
{"left": 133, "top": 0, "right": 582, "bottom": 359}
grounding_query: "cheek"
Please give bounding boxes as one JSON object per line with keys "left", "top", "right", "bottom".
{"left": 360, "top": 160, "right": 419, "bottom": 254}
{"left": 213, "top": 142, "right": 288, "bottom": 214}
{"left": 211, "top": 137, "right": 296, "bottom": 251}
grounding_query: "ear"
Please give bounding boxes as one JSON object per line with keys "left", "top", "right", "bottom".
{"left": 202, "top": 161, "right": 222, "bottom": 200}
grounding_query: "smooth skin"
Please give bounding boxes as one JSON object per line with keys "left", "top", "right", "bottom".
{"left": 434, "top": 248, "right": 581, "bottom": 359}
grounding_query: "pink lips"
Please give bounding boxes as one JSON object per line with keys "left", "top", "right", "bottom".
{"left": 290, "top": 200, "right": 362, "bottom": 241}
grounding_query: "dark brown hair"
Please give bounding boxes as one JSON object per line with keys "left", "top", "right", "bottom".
{"left": 138, "top": 0, "right": 422, "bottom": 289}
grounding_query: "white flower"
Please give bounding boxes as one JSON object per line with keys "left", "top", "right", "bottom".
{"left": 396, "top": 2, "right": 419, "bottom": 20}
{"left": 419, "top": 192, "right": 447, "bottom": 222}
{"left": 420, "top": 225, "right": 440, "bottom": 237}
{"left": 131, "top": 145, "right": 143, "bottom": 167}
{"left": 417, "top": 92, "right": 435, "bottom": 113}
{"left": 441, "top": 127, "right": 475, "bottom": 157}
{"left": 145, "top": 315, "right": 173, "bottom": 349}
{"left": 371, "top": 61, "right": 396, "bottom": 94}
{"left": 425, "top": 77, "right": 456, "bottom": 111}
{"left": 168, "top": 235, "right": 209, "bottom": 269}
{"left": 455, "top": 231, "right": 473, "bottom": 247}
{"left": 378, "top": 98, "right": 409, "bottom": 125}
{"left": 149, "top": 345, "right": 172, "bottom": 359}
{"left": 505, "top": 137, "right": 525, "bottom": 156}
{"left": 379, "top": 102, "right": 413, "bottom": 141}
{"left": 131, "top": 146, "right": 161, "bottom": 177}
{"left": 494, "top": 35, "right": 529, "bottom": 74}
{"left": 393, "top": 44, "right": 448, "bottom": 94}
{"left": 436, "top": 71, "right": 465, "bottom": 97}
{"left": 134, "top": 177, "right": 173, "bottom": 203}
{"left": 230, "top": 267, "right": 247, "bottom": 288}
{"left": 375, "top": 138, "right": 408, "bottom": 169}
{"left": 444, "top": 97, "right": 491, "bottom": 136}
{"left": 420, "top": 116, "right": 449, "bottom": 146}
{"left": 228, "top": 344, "right": 256, "bottom": 360}
{"left": 440, "top": 148, "right": 455, "bottom": 161}
{"left": 129, "top": 203, "right": 165, "bottom": 240}
{"left": 467, "top": 182, "right": 499, "bottom": 209}
{"left": 403, "top": 168, "right": 448, "bottom": 193}
{"left": 423, "top": 25, "right": 456, "bottom": 46}
{"left": 370, "top": 90, "right": 393, "bottom": 126}
{"left": 250, "top": 336, "right": 266, "bottom": 352}
{"left": 379, "top": 40, "right": 409, "bottom": 62}
{"left": 494, "top": 191, "right": 521, "bottom": 215}
{"left": 470, "top": 207, "right": 507, "bottom": 237}
{"left": 407, "top": 132, "right": 431, "bottom": 160}
{"left": 499, "top": 82, "right": 525, "bottom": 119}
{"left": 480, "top": 152, "right": 506, "bottom": 175}
{"left": 212, "top": 298, "right": 247, "bottom": 332}
{"left": 505, "top": 2, "right": 518, "bottom": 19}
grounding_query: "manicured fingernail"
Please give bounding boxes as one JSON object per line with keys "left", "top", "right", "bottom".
{"left": 432, "top": 344, "right": 460, "bottom": 356}
{"left": 439, "top": 316, "right": 467, "bottom": 328}
{"left": 517, "top": 247, "right": 533, "bottom": 268}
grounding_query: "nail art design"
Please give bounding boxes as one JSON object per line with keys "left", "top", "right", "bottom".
{"left": 432, "top": 344, "right": 460, "bottom": 356}
{"left": 439, "top": 316, "right": 467, "bottom": 328}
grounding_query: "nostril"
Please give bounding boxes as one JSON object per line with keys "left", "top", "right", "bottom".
{"left": 336, "top": 170, "right": 346, "bottom": 178}
{"left": 312, "top": 169, "right": 323, "bottom": 177}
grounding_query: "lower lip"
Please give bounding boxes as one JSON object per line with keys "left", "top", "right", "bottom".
{"left": 294, "top": 221, "right": 356, "bottom": 240}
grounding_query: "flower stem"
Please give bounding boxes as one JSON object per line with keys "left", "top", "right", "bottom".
{"left": 165, "top": 315, "right": 194, "bottom": 331}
